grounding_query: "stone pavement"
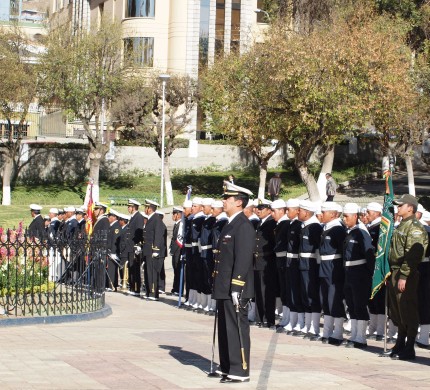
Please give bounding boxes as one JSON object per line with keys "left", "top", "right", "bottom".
{"left": 0, "top": 170, "right": 429, "bottom": 390}
{"left": 1, "top": 284, "right": 430, "bottom": 390}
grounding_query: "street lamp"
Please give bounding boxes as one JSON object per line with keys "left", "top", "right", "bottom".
{"left": 254, "top": 8, "right": 270, "bottom": 23}
{"left": 159, "top": 73, "right": 170, "bottom": 208}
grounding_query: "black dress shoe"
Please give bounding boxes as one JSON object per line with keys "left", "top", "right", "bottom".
{"left": 321, "top": 337, "right": 329, "bottom": 344}
{"left": 375, "top": 335, "right": 384, "bottom": 341}
{"left": 416, "top": 341, "right": 430, "bottom": 350}
{"left": 328, "top": 337, "right": 343, "bottom": 346}
{"left": 220, "top": 377, "right": 250, "bottom": 383}
{"left": 291, "top": 330, "right": 304, "bottom": 337}
{"left": 276, "top": 326, "right": 286, "bottom": 334}
{"left": 303, "top": 332, "right": 313, "bottom": 339}
{"left": 258, "top": 322, "right": 268, "bottom": 328}
{"left": 309, "top": 335, "right": 322, "bottom": 342}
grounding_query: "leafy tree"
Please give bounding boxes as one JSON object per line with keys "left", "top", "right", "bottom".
{"left": 110, "top": 74, "right": 197, "bottom": 206}
{"left": 0, "top": 23, "right": 38, "bottom": 205}
{"left": 38, "top": 19, "right": 125, "bottom": 200}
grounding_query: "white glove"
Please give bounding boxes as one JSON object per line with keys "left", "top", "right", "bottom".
{"left": 134, "top": 246, "right": 141, "bottom": 255}
{"left": 231, "top": 291, "right": 240, "bottom": 307}
{"left": 152, "top": 252, "right": 159, "bottom": 258}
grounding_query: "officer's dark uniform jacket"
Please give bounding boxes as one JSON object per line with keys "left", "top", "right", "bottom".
{"left": 343, "top": 222, "right": 374, "bottom": 273}
{"left": 107, "top": 220, "right": 121, "bottom": 257}
{"left": 128, "top": 211, "right": 144, "bottom": 248}
{"left": 119, "top": 223, "right": 133, "bottom": 266}
{"left": 254, "top": 215, "right": 276, "bottom": 271}
{"left": 319, "top": 219, "right": 346, "bottom": 283}
{"left": 212, "top": 212, "right": 256, "bottom": 299}
{"left": 142, "top": 213, "right": 166, "bottom": 258}
{"left": 28, "top": 214, "right": 45, "bottom": 240}
{"left": 92, "top": 214, "right": 109, "bottom": 241}
{"left": 418, "top": 224, "right": 430, "bottom": 324}
{"left": 389, "top": 215, "right": 428, "bottom": 279}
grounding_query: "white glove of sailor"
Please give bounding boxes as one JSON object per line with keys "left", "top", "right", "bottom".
{"left": 152, "top": 252, "right": 159, "bottom": 258}
{"left": 231, "top": 291, "right": 240, "bottom": 307}
{"left": 134, "top": 245, "right": 141, "bottom": 255}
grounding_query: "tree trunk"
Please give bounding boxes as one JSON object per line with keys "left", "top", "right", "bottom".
{"left": 297, "top": 162, "right": 320, "bottom": 202}
{"left": 404, "top": 153, "right": 415, "bottom": 196}
{"left": 88, "top": 151, "right": 101, "bottom": 203}
{"left": 258, "top": 161, "right": 268, "bottom": 199}
{"left": 164, "top": 155, "right": 174, "bottom": 206}
{"left": 1, "top": 155, "right": 13, "bottom": 206}
{"left": 317, "top": 145, "right": 334, "bottom": 201}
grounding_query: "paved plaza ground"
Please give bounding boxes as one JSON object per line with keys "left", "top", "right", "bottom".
{"left": 0, "top": 170, "right": 429, "bottom": 389}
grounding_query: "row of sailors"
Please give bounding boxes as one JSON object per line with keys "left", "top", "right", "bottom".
{"left": 177, "top": 196, "right": 430, "bottom": 350}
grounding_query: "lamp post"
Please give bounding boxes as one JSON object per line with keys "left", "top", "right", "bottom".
{"left": 159, "top": 74, "right": 170, "bottom": 208}
{"left": 254, "top": 8, "right": 270, "bottom": 22}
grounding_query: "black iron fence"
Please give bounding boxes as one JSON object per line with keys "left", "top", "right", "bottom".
{"left": 0, "top": 226, "right": 107, "bottom": 318}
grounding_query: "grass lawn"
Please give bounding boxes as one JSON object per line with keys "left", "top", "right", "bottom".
{"left": 0, "top": 163, "right": 375, "bottom": 229}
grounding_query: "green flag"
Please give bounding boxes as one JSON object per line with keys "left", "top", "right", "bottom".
{"left": 370, "top": 169, "right": 394, "bottom": 299}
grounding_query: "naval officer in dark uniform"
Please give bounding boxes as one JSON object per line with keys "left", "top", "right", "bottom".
{"left": 28, "top": 204, "right": 45, "bottom": 240}
{"left": 212, "top": 182, "right": 255, "bottom": 384}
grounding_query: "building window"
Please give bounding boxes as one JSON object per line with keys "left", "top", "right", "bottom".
{"left": 215, "top": 0, "right": 225, "bottom": 56}
{"left": 124, "top": 37, "right": 154, "bottom": 67}
{"left": 2, "top": 123, "right": 28, "bottom": 139}
{"left": 231, "top": 0, "right": 241, "bottom": 51}
{"left": 126, "top": 0, "right": 155, "bottom": 18}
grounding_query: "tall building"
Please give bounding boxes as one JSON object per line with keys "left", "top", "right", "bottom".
{"left": 49, "top": 0, "right": 267, "bottom": 138}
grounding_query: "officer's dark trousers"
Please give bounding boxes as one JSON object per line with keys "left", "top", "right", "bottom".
{"left": 388, "top": 269, "right": 420, "bottom": 339}
{"left": 171, "top": 253, "right": 183, "bottom": 294}
{"left": 418, "top": 262, "right": 430, "bottom": 324}
{"left": 254, "top": 269, "right": 276, "bottom": 325}
{"left": 106, "top": 258, "right": 118, "bottom": 289}
{"left": 129, "top": 254, "right": 141, "bottom": 294}
{"left": 218, "top": 299, "right": 250, "bottom": 379}
{"left": 145, "top": 257, "right": 164, "bottom": 298}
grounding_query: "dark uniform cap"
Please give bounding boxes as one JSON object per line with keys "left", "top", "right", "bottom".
{"left": 393, "top": 194, "right": 418, "bottom": 208}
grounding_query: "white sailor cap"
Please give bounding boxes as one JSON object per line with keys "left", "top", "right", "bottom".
{"left": 286, "top": 199, "right": 300, "bottom": 208}
{"left": 366, "top": 202, "right": 383, "bottom": 213}
{"left": 173, "top": 206, "right": 183, "bottom": 213}
{"left": 94, "top": 202, "right": 108, "bottom": 210}
{"left": 335, "top": 204, "right": 343, "bottom": 213}
{"left": 299, "top": 200, "right": 316, "bottom": 213}
{"left": 64, "top": 206, "right": 75, "bottom": 212}
{"left": 212, "top": 200, "right": 224, "bottom": 208}
{"left": 44, "top": 215, "right": 50, "bottom": 220}
{"left": 245, "top": 200, "right": 255, "bottom": 208}
{"left": 128, "top": 199, "right": 141, "bottom": 207}
{"left": 108, "top": 209, "right": 120, "bottom": 217}
{"left": 271, "top": 199, "right": 286, "bottom": 209}
{"left": 256, "top": 198, "right": 272, "bottom": 208}
{"left": 202, "top": 198, "right": 214, "bottom": 206}
{"left": 144, "top": 199, "right": 160, "bottom": 207}
{"left": 315, "top": 205, "right": 322, "bottom": 215}
{"left": 30, "top": 204, "right": 43, "bottom": 211}
{"left": 343, "top": 203, "right": 360, "bottom": 214}
{"left": 75, "top": 207, "right": 86, "bottom": 214}
{"left": 49, "top": 208, "right": 59, "bottom": 214}
{"left": 222, "top": 181, "right": 253, "bottom": 197}
{"left": 183, "top": 200, "right": 193, "bottom": 208}
{"left": 192, "top": 197, "right": 203, "bottom": 205}
{"left": 417, "top": 204, "right": 426, "bottom": 214}
{"left": 422, "top": 211, "right": 430, "bottom": 222}
{"left": 118, "top": 213, "right": 130, "bottom": 221}
{"left": 141, "top": 212, "right": 149, "bottom": 218}
{"left": 360, "top": 207, "right": 367, "bottom": 214}
{"left": 321, "top": 202, "right": 339, "bottom": 212}
{"left": 156, "top": 210, "right": 165, "bottom": 216}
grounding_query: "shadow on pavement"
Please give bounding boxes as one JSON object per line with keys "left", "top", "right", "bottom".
{"left": 159, "top": 345, "right": 213, "bottom": 373}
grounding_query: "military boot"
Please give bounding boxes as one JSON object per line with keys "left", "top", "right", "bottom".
{"left": 383, "top": 333, "right": 406, "bottom": 357}
{"left": 392, "top": 338, "right": 416, "bottom": 361}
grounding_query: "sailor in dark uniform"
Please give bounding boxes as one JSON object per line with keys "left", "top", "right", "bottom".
{"left": 284, "top": 199, "right": 305, "bottom": 334}
{"left": 417, "top": 211, "right": 430, "bottom": 348}
{"left": 212, "top": 182, "right": 255, "bottom": 384}
{"left": 298, "top": 200, "right": 323, "bottom": 339}
{"left": 199, "top": 198, "right": 216, "bottom": 312}
{"left": 271, "top": 199, "right": 291, "bottom": 332}
{"left": 254, "top": 198, "right": 277, "bottom": 328}
{"left": 183, "top": 200, "right": 194, "bottom": 306}
{"left": 342, "top": 203, "right": 375, "bottom": 349}
{"left": 117, "top": 213, "right": 131, "bottom": 289}
{"left": 188, "top": 197, "right": 205, "bottom": 309}
{"left": 319, "top": 202, "right": 346, "bottom": 345}
{"left": 91, "top": 202, "right": 110, "bottom": 292}
{"left": 106, "top": 209, "right": 121, "bottom": 291}
{"left": 47, "top": 208, "right": 61, "bottom": 244}
{"left": 170, "top": 206, "right": 184, "bottom": 296}
{"left": 209, "top": 200, "right": 228, "bottom": 314}
{"left": 243, "top": 200, "right": 259, "bottom": 230}
{"left": 365, "top": 202, "right": 385, "bottom": 341}
{"left": 127, "top": 199, "right": 144, "bottom": 296}
{"left": 142, "top": 199, "right": 166, "bottom": 301}
{"left": 28, "top": 204, "right": 45, "bottom": 240}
